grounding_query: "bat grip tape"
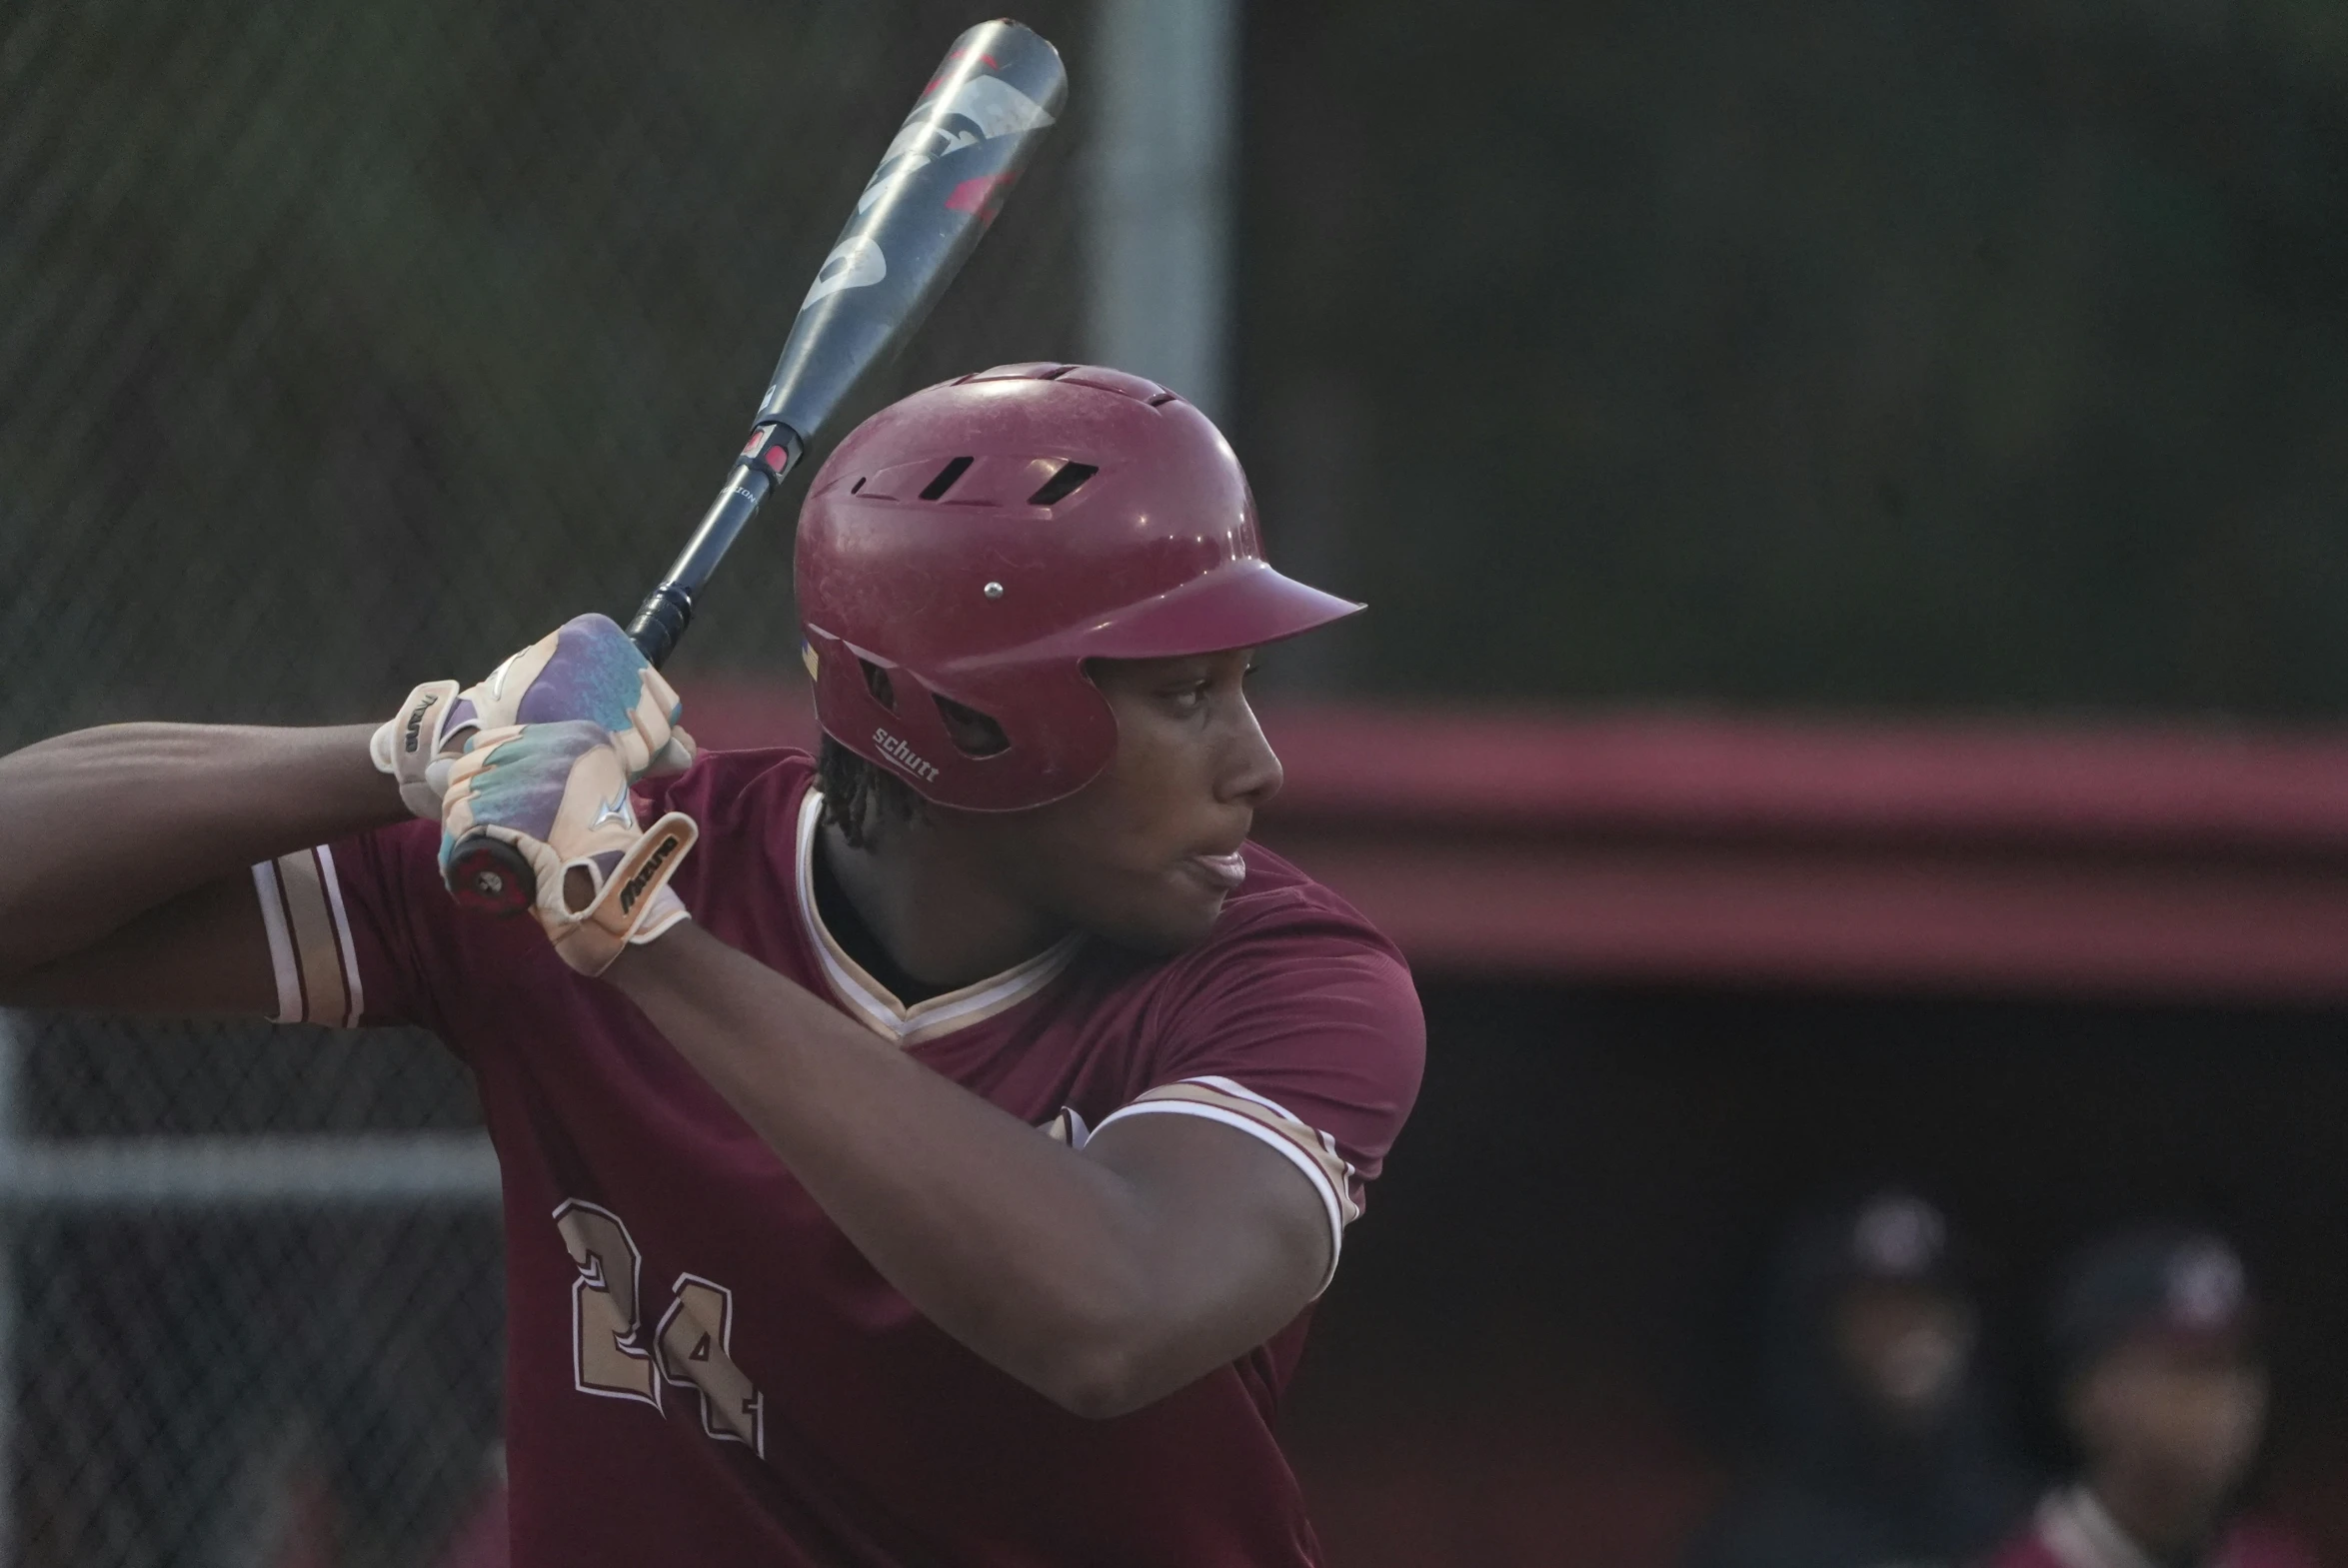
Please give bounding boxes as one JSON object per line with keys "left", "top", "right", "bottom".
{"left": 627, "top": 583, "right": 699, "bottom": 669}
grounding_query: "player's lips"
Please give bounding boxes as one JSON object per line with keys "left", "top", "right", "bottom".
{"left": 1184, "top": 849, "right": 1247, "bottom": 892}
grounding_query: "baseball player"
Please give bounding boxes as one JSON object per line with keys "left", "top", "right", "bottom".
{"left": 0, "top": 365, "right": 1426, "bottom": 1564}
{"left": 1987, "top": 1228, "right": 2315, "bottom": 1568}
{"left": 1687, "top": 1191, "right": 2032, "bottom": 1568}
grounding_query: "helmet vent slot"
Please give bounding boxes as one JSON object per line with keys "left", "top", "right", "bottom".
{"left": 935, "top": 695, "right": 1010, "bottom": 759}
{"left": 1039, "top": 365, "right": 1079, "bottom": 380}
{"left": 858, "top": 660, "right": 897, "bottom": 712}
{"left": 850, "top": 476, "right": 867, "bottom": 494}
{"left": 1026, "top": 461, "right": 1099, "bottom": 508}
{"left": 1146, "top": 391, "right": 1179, "bottom": 407}
{"left": 919, "top": 456, "right": 976, "bottom": 501}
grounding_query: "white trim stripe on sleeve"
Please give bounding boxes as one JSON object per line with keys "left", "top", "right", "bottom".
{"left": 251, "top": 861, "right": 302, "bottom": 1025}
{"left": 314, "top": 844, "right": 364, "bottom": 1028}
{"left": 1094, "top": 1102, "right": 1346, "bottom": 1268}
{"left": 264, "top": 847, "right": 360, "bottom": 1027}
{"left": 1092, "top": 1079, "right": 1360, "bottom": 1294}
{"left": 1126, "top": 1078, "right": 1361, "bottom": 1222}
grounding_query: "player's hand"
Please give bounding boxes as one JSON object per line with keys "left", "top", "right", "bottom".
{"left": 370, "top": 614, "right": 697, "bottom": 819}
{"left": 439, "top": 721, "right": 699, "bottom": 976}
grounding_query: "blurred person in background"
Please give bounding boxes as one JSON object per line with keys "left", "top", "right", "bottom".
{"left": 1990, "top": 1228, "right": 2316, "bottom": 1568}
{"left": 1687, "top": 1190, "right": 2034, "bottom": 1568}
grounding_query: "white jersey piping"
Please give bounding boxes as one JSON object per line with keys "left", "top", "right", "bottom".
{"left": 792, "top": 788, "right": 1082, "bottom": 1045}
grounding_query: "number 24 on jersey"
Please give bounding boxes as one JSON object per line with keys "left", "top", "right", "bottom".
{"left": 555, "top": 1199, "right": 767, "bottom": 1457}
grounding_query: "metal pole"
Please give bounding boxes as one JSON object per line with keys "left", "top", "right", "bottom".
{"left": 0, "top": 1011, "right": 24, "bottom": 1568}
{"left": 1084, "top": 0, "right": 1241, "bottom": 422}
{"left": 0, "top": 1130, "right": 501, "bottom": 1210}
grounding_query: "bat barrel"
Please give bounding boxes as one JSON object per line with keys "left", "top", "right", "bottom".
{"left": 625, "top": 18, "right": 1065, "bottom": 677}
{"left": 755, "top": 19, "right": 1068, "bottom": 441}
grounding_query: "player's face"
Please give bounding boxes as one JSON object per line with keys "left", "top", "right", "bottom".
{"left": 1832, "top": 1282, "right": 1974, "bottom": 1431}
{"left": 973, "top": 650, "right": 1281, "bottom": 953}
{"left": 2070, "top": 1337, "right": 2266, "bottom": 1510}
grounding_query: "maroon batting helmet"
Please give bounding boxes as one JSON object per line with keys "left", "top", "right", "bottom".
{"left": 795, "top": 363, "right": 1361, "bottom": 811}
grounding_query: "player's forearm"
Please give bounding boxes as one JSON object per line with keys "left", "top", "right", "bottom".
{"left": 0, "top": 723, "right": 400, "bottom": 973}
{"left": 610, "top": 925, "right": 1190, "bottom": 1416}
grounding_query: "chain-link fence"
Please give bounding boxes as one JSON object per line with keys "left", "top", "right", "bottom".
{"left": 0, "top": 2, "right": 1095, "bottom": 1561}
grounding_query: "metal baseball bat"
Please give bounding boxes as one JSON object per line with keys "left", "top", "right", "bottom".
{"left": 446, "top": 20, "right": 1066, "bottom": 918}
{"left": 627, "top": 18, "right": 1068, "bottom": 669}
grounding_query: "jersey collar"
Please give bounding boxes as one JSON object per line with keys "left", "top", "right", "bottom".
{"left": 794, "top": 788, "right": 1083, "bottom": 1046}
{"left": 2037, "top": 1487, "right": 2175, "bottom": 1568}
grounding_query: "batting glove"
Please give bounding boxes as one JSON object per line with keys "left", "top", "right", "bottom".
{"left": 371, "top": 614, "right": 696, "bottom": 818}
{"left": 439, "top": 721, "right": 699, "bottom": 977}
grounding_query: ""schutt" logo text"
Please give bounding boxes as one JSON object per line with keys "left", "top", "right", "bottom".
{"left": 873, "top": 728, "right": 941, "bottom": 783}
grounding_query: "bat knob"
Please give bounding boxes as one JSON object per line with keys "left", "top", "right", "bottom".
{"left": 446, "top": 835, "right": 538, "bottom": 918}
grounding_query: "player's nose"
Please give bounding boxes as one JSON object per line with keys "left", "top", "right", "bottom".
{"left": 1215, "top": 699, "right": 1283, "bottom": 809}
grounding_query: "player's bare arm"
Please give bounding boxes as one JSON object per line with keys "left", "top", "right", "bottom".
{"left": 601, "top": 651, "right": 1331, "bottom": 1419}
{"left": 614, "top": 924, "right": 1328, "bottom": 1419}
{"left": 0, "top": 723, "right": 392, "bottom": 1012}
{"left": 0, "top": 614, "right": 692, "bottom": 1013}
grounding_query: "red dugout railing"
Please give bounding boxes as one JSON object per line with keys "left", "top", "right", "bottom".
{"left": 687, "top": 680, "right": 2348, "bottom": 1001}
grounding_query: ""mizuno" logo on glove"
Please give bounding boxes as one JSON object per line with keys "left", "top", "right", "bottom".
{"left": 619, "top": 833, "right": 683, "bottom": 915}
{"left": 403, "top": 692, "right": 436, "bottom": 757}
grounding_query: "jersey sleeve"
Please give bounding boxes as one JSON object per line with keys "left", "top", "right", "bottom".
{"left": 1090, "top": 903, "right": 1425, "bottom": 1291}
{"left": 250, "top": 818, "right": 444, "bottom": 1030}
{"left": 246, "top": 750, "right": 812, "bottom": 1033}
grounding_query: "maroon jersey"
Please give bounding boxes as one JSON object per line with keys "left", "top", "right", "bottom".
{"left": 252, "top": 749, "right": 1424, "bottom": 1566}
{"left": 1988, "top": 1490, "right": 2321, "bottom": 1568}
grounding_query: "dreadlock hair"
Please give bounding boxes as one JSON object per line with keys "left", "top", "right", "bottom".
{"left": 815, "top": 734, "right": 923, "bottom": 850}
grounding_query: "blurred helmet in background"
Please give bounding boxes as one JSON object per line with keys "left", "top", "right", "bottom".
{"left": 2051, "top": 1226, "right": 2256, "bottom": 1382}
{"left": 2050, "top": 1226, "right": 2265, "bottom": 1505}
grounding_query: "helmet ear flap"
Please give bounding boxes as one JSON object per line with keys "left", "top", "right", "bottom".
{"left": 807, "top": 632, "right": 897, "bottom": 728}
{"left": 808, "top": 626, "right": 1123, "bottom": 809}
{"left": 854, "top": 651, "right": 1012, "bottom": 761}
{"left": 942, "top": 659, "right": 1120, "bottom": 804}
{"left": 933, "top": 694, "right": 1010, "bottom": 758}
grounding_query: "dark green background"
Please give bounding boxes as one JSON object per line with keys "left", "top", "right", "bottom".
{"left": 1239, "top": 0, "right": 2348, "bottom": 714}
{"left": 5, "top": 0, "right": 2346, "bottom": 739}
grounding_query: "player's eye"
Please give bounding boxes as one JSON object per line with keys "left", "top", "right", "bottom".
{"left": 1160, "top": 679, "right": 1212, "bottom": 712}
